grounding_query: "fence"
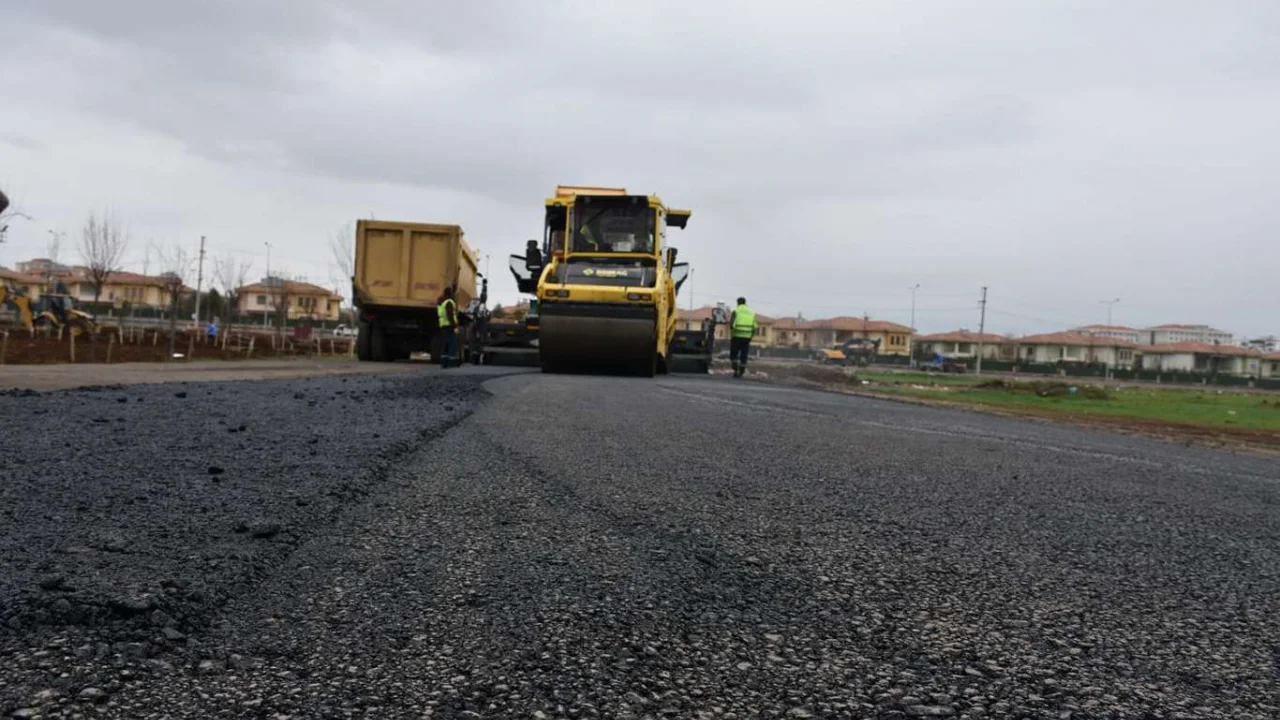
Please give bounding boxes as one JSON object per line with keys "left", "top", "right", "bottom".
{"left": 0, "top": 323, "right": 357, "bottom": 366}
{"left": 79, "top": 304, "right": 348, "bottom": 331}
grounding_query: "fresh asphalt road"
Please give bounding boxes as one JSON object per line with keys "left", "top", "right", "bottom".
{"left": 2, "top": 368, "right": 1278, "bottom": 719}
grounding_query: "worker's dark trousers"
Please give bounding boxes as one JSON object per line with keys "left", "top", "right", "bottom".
{"left": 440, "top": 327, "right": 457, "bottom": 368}
{"left": 730, "top": 337, "right": 751, "bottom": 377}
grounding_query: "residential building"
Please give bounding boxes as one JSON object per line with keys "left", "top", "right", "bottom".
{"left": 1072, "top": 325, "right": 1144, "bottom": 345}
{"left": 15, "top": 258, "right": 72, "bottom": 278}
{"left": 236, "top": 278, "right": 343, "bottom": 321}
{"left": 916, "top": 330, "right": 1012, "bottom": 360}
{"left": 58, "top": 268, "right": 189, "bottom": 309}
{"left": 770, "top": 316, "right": 807, "bottom": 348}
{"left": 675, "top": 306, "right": 718, "bottom": 333}
{"left": 1016, "top": 332, "right": 1138, "bottom": 368}
{"left": 1140, "top": 342, "right": 1264, "bottom": 377}
{"left": 800, "top": 317, "right": 913, "bottom": 355}
{"left": 1263, "top": 353, "right": 1280, "bottom": 379}
{"left": 1242, "top": 336, "right": 1278, "bottom": 353}
{"left": 1145, "top": 324, "right": 1233, "bottom": 346}
{"left": 491, "top": 300, "right": 532, "bottom": 321}
{"left": 675, "top": 306, "right": 772, "bottom": 343}
{"left": 0, "top": 267, "right": 44, "bottom": 301}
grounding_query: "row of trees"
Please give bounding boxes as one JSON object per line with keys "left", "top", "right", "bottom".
{"left": 4, "top": 186, "right": 359, "bottom": 341}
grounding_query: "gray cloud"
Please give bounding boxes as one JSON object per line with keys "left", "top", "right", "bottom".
{"left": 2, "top": 1, "right": 1278, "bottom": 336}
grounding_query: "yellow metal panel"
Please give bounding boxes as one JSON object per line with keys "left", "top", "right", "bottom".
{"left": 555, "top": 185, "right": 627, "bottom": 197}
{"left": 354, "top": 220, "right": 476, "bottom": 308}
{"left": 362, "top": 226, "right": 409, "bottom": 301}
{"left": 407, "top": 228, "right": 453, "bottom": 301}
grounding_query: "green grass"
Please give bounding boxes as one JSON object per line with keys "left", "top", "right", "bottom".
{"left": 858, "top": 370, "right": 987, "bottom": 387}
{"left": 861, "top": 377, "right": 1280, "bottom": 433}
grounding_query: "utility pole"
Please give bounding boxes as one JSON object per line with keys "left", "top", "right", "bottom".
{"left": 976, "top": 286, "right": 988, "bottom": 375}
{"left": 192, "top": 235, "right": 207, "bottom": 327}
{"left": 908, "top": 283, "right": 920, "bottom": 367}
{"left": 1100, "top": 298, "right": 1120, "bottom": 380}
{"left": 263, "top": 241, "right": 272, "bottom": 328}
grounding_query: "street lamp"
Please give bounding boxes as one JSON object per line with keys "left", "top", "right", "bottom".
{"left": 263, "top": 242, "right": 273, "bottom": 328}
{"left": 1100, "top": 298, "right": 1120, "bottom": 326}
{"left": 1099, "top": 298, "right": 1121, "bottom": 379}
{"left": 908, "top": 283, "right": 920, "bottom": 366}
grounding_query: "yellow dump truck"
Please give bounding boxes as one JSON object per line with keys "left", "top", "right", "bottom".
{"left": 515, "top": 185, "right": 691, "bottom": 376}
{"left": 352, "top": 220, "right": 480, "bottom": 363}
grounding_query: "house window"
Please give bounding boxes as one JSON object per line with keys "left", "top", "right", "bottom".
{"left": 257, "top": 295, "right": 267, "bottom": 305}
{"left": 958, "top": 343, "right": 972, "bottom": 354}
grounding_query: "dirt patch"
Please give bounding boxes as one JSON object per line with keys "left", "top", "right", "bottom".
{"left": 975, "top": 379, "right": 1114, "bottom": 400}
{"left": 0, "top": 327, "right": 356, "bottom": 365}
{"left": 739, "top": 360, "right": 1280, "bottom": 455}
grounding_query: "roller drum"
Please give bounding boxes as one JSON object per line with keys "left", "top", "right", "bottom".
{"left": 538, "top": 309, "right": 656, "bottom": 375}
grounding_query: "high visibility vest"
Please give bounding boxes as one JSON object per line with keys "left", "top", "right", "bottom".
{"left": 731, "top": 305, "right": 757, "bottom": 338}
{"left": 438, "top": 298, "right": 456, "bottom": 328}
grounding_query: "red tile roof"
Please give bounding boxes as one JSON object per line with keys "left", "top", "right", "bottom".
{"left": 1018, "top": 332, "right": 1138, "bottom": 348}
{"left": 799, "top": 316, "right": 912, "bottom": 333}
{"left": 917, "top": 330, "right": 1007, "bottom": 343}
{"left": 771, "top": 317, "right": 805, "bottom": 330}
{"left": 1072, "top": 324, "right": 1141, "bottom": 332}
{"left": 1148, "top": 324, "right": 1229, "bottom": 332}
{"left": 0, "top": 267, "right": 43, "bottom": 285}
{"left": 238, "top": 280, "right": 342, "bottom": 298}
{"left": 677, "top": 306, "right": 774, "bottom": 323}
{"left": 1140, "top": 342, "right": 1261, "bottom": 357}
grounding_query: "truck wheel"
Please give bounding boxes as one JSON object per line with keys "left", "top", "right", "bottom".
{"left": 370, "top": 324, "right": 389, "bottom": 362}
{"left": 357, "top": 322, "right": 372, "bottom": 361}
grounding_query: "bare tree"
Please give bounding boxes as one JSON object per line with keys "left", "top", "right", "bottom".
{"left": 328, "top": 222, "right": 357, "bottom": 322}
{"left": 212, "top": 253, "right": 252, "bottom": 325}
{"left": 0, "top": 186, "right": 33, "bottom": 258}
{"left": 268, "top": 274, "right": 291, "bottom": 342}
{"left": 155, "top": 242, "right": 193, "bottom": 358}
{"left": 329, "top": 223, "right": 355, "bottom": 283}
{"left": 79, "top": 212, "right": 129, "bottom": 304}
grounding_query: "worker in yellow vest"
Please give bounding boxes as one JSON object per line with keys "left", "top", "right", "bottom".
{"left": 437, "top": 286, "right": 459, "bottom": 368}
{"left": 729, "top": 297, "right": 757, "bottom": 378}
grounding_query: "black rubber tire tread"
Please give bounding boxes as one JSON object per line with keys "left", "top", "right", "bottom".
{"left": 356, "top": 322, "right": 372, "bottom": 361}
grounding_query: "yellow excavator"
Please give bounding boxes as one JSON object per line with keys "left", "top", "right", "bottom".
{"left": 0, "top": 284, "right": 97, "bottom": 336}
{"left": 511, "top": 185, "right": 691, "bottom": 376}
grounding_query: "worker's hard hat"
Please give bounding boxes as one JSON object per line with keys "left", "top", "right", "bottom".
{"left": 737, "top": 297, "right": 746, "bottom": 305}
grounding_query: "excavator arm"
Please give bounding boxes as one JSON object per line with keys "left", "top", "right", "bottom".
{"left": 0, "top": 285, "right": 35, "bottom": 330}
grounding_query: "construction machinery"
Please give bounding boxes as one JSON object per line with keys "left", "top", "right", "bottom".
{"left": 508, "top": 185, "right": 692, "bottom": 376}
{"left": 818, "top": 337, "right": 881, "bottom": 367}
{"left": 352, "top": 220, "right": 483, "bottom": 363}
{"left": 0, "top": 283, "right": 96, "bottom": 336}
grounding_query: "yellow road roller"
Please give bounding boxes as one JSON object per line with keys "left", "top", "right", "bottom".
{"left": 529, "top": 185, "right": 691, "bottom": 376}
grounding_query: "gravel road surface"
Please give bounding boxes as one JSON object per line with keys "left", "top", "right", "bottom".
{"left": 2, "top": 369, "right": 1278, "bottom": 719}
{"left": 0, "top": 358, "right": 424, "bottom": 391}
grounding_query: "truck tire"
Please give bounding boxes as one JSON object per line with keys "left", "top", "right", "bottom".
{"left": 357, "top": 321, "right": 372, "bottom": 361}
{"left": 370, "top": 324, "right": 389, "bottom": 362}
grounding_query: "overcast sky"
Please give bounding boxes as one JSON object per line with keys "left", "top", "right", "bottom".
{"left": 2, "top": 1, "right": 1277, "bottom": 337}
